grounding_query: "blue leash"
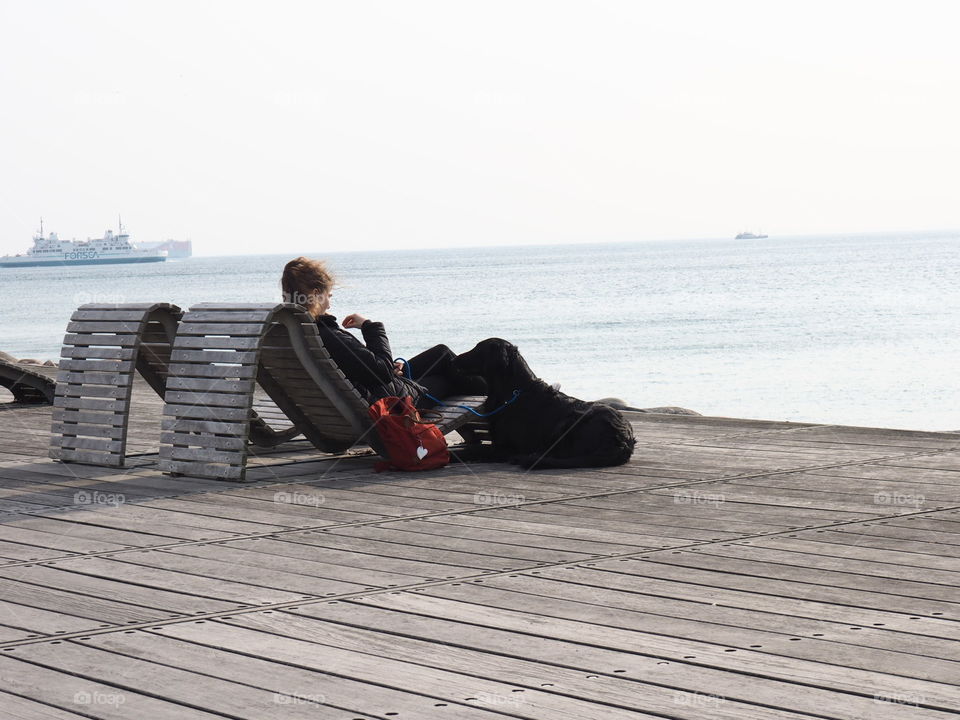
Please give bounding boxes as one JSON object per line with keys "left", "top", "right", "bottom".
{"left": 395, "top": 357, "right": 521, "bottom": 418}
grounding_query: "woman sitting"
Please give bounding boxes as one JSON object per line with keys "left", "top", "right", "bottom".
{"left": 281, "top": 257, "right": 485, "bottom": 407}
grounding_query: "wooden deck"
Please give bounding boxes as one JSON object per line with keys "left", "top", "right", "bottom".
{"left": 0, "top": 375, "right": 958, "bottom": 718}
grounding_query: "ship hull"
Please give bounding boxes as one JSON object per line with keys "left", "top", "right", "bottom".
{"left": 0, "top": 256, "right": 167, "bottom": 268}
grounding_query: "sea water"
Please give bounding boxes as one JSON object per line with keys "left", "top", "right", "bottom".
{"left": 2, "top": 231, "right": 959, "bottom": 431}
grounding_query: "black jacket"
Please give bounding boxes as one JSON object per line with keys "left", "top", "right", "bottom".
{"left": 314, "top": 314, "right": 426, "bottom": 403}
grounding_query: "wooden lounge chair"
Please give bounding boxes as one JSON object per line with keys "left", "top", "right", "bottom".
{"left": 159, "top": 302, "right": 486, "bottom": 480}
{"left": 0, "top": 358, "right": 56, "bottom": 404}
{"left": 48, "top": 303, "right": 184, "bottom": 467}
{"left": 49, "top": 303, "right": 298, "bottom": 468}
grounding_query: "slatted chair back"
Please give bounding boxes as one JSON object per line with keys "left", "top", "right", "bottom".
{"left": 159, "top": 304, "right": 274, "bottom": 481}
{"left": 49, "top": 303, "right": 182, "bottom": 467}
{"left": 160, "top": 303, "right": 485, "bottom": 481}
{"left": 0, "top": 359, "right": 56, "bottom": 404}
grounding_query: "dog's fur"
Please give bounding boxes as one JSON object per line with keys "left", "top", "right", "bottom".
{"left": 453, "top": 338, "right": 636, "bottom": 469}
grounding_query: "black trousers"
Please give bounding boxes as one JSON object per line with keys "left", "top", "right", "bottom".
{"left": 405, "top": 344, "right": 458, "bottom": 404}
{"left": 405, "top": 344, "right": 487, "bottom": 407}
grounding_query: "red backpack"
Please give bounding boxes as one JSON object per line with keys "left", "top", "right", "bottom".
{"left": 368, "top": 396, "right": 450, "bottom": 472}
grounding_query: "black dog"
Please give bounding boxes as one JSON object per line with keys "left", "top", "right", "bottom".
{"left": 453, "top": 338, "right": 636, "bottom": 469}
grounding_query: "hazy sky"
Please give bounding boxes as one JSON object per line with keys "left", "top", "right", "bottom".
{"left": 1, "top": 1, "right": 957, "bottom": 255}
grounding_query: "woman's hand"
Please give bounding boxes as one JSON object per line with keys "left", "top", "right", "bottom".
{"left": 342, "top": 313, "right": 368, "bottom": 329}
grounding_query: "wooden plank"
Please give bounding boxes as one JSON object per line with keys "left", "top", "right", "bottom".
{"left": 0, "top": 575, "right": 200, "bottom": 624}
{"left": 54, "top": 371, "right": 132, "bottom": 386}
{"left": 52, "top": 436, "right": 123, "bottom": 453}
{"left": 175, "top": 539, "right": 434, "bottom": 585}
{"left": 64, "top": 629, "right": 423, "bottom": 720}
{"left": 172, "top": 336, "right": 260, "bottom": 350}
{"left": 168, "top": 349, "right": 257, "bottom": 363}
{"left": 160, "top": 417, "right": 246, "bottom": 435}
{"left": 51, "top": 423, "right": 126, "bottom": 440}
{"left": 51, "top": 409, "right": 124, "bottom": 427}
{"left": 586, "top": 555, "right": 960, "bottom": 617}
{"left": 794, "top": 528, "right": 960, "bottom": 559}
{"left": 179, "top": 492, "right": 383, "bottom": 525}
{"left": 175, "top": 323, "right": 266, "bottom": 335}
{"left": 135, "top": 497, "right": 310, "bottom": 528}
{"left": 392, "top": 517, "right": 641, "bottom": 556}
{"left": 468, "top": 572, "right": 960, "bottom": 659}
{"left": 356, "top": 592, "right": 960, "bottom": 711}
{"left": 288, "top": 600, "right": 937, "bottom": 720}
{"left": 161, "top": 403, "right": 249, "bottom": 421}
{"left": 21, "top": 555, "right": 303, "bottom": 605}
{"left": 150, "top": 620, "right": 653, "bottom": 720}
{"left": 11, "top": 515, "right": 183, "bottom": 549}
{"left": 59, "top": 346, "right": 135, "bottom": 360}
{"left": 190, "top": 302, "right": 285, "bottom": 310}
{"left": 0, "top": 690, "right": 90, "bottom": 719}
{"left": 175, "top": 310, "right": 275, "bottom": 322}
{"left": 53, "top": 396, "right": 127, "bottom": 412}
{"left": 55, "top": 384, "right": 129, "bottom": 399}
{"left": 61, "top": 333, "right": 137, "bottom": 348}
{"left": 631, "top": 550, "right": 960, "bottom": 603}
{"left": 326, "top": 524, "right": 593, "bottom": 564}
{"left": 28, "top": 505, "right": 247, "bottom": 541}
{"left": 162, "top": 390, "right": 249, "bottom": 408}
{"left": 0, "top": 540, "right": 66, "bottom": 562}
{"left": 219, "top": 610, "right": 891, "bottom": 720}
{"left": 165, "top": 377, "right": 254, "bottom": 393}
{"left": 160, "top": 432, "right": 246, "bottom": 451}
{"left": 50, "top": 448, "right": 123, "bottom": 466}
{"left": 279, "top": 529, "right": 522, "bottom": 571}
{"left": 0, "top": 599, "right": 123, "bottom": 636}
{"left": 66, "top": 321, "right": 144, "bottom": 333}
{"left": 107, "top": 548, "right": 367, "bottom": 597}
{"left": 0, "top": 656, "right": 225, "bottom": 720}
{"left": 58, "top": 358, "right": 127, "bottom": 373}
{"left": 162, "top": 446, "right": 246, "bottom": 465}
{"left": 159, "top": 458, "right": 245, "bottom": 481}
{"left": 698, "top": 543, "right": 960, "bottom": 586}
{"left": 747, "top": 535, "right": 960, "bottom": 571}
{"left": 167, "top": 363, "right": 257, "bottom": 379}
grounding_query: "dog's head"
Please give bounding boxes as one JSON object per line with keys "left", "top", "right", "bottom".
{"left": 453, "top": 338, "right": 521, "bottom": 379}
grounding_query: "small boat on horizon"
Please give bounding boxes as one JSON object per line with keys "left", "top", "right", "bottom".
{"left": 735, "top": 230, "right": 768, "bottom": 240}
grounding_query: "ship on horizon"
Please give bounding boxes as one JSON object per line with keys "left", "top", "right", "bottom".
{"left": 735, "top": 230, "right": 768, "bottom": 239}
{"left": 137, "top": 238, "right": 192, "bottom": 258}
{"left": 0, "top": 219, "right": 168, "bottom": 268}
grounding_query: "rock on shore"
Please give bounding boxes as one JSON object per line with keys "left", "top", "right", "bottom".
{"left": 0, "top": 351, "right": 57, "bottom": 367}
{"left": 596, "top": 398, "right": 700, "bottom": 416}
